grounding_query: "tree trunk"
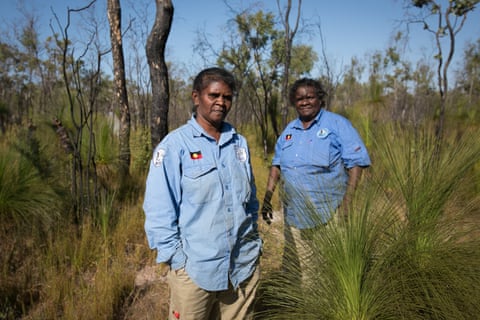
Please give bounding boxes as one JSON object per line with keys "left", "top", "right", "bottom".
{"left": 279, "top": 0, "right": 301, "bottom": 130}
{"left": 146, "top": 0, "right": 173, "bottom": 148}
{"left": 107, "top": 0, "right": 131, "bottom": 176}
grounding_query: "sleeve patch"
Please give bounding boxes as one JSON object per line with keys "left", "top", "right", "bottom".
{"left": 153, "top": 148, "right": 166, "bottom": 167}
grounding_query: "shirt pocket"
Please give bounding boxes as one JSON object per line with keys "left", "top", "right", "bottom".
{"left": 183, "top": 163, "right": 221, "bottom": 204}
{"left": 308, "top": 136, "right": 332, "bottom": 169}
{"left": 279, "top": 141, "right": 295, "bottom": 167}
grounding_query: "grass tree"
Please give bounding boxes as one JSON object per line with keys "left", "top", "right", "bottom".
{"left": 0, "top": 141, "right": 60, "bottom": 231}
{"left": 257, "top": 123, "right": 480, "bottom": 319}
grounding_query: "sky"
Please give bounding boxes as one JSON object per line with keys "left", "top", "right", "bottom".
{"left": 0, "top": 0, "right": 479, "bottom": 79}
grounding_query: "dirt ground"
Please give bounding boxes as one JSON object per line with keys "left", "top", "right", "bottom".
{"left": 124, "top": 265, "right": 170, "bottom": 319}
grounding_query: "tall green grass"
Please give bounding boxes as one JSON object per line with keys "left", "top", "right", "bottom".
{"left": 0, "top": 129, "right": 63, "bottom": 319}
{"left": 2, "top": 117, "right": 479, "bottom": 319}
{"left": 0, "top": 120, "right": 151, "bottom": 319}
{"left": 0, "top": 141, "right": 60, "bottom": 230}
{"left": 257, "top": 123, "right": 480, "bottom": 319}
{"left": 23, "top": 204, "right": 144, "bottom": 319}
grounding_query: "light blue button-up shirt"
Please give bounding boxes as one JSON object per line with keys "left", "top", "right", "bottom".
{"left": 143, "top": 116, "right": 262, "bottom": 291}
{"left": 272, "top": 109, "right": 371, "bottom": 228}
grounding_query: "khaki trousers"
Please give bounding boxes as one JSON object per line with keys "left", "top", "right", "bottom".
{"left": 167, "top": 267, "right": 260, "bottom": 320}
{"left": 283, "top": 224, "right": 314, "bottom": 284}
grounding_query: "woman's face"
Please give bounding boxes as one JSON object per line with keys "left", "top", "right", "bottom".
{"left": 293, "top": 86, "right": 322, "bottom": 123}
{"left": 192, "top": 80, "right": 233, "bottom": 129}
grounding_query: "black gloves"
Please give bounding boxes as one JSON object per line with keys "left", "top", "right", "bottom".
{"left": 261, "top": 190, "right": 273, "bottom": 224}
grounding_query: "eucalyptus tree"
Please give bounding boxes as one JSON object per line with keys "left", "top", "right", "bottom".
{"left": 16, "top": 14, "right": 42, "bottom": 118}
{"left": 0, "top": 42, "right": 22, "bottom": 126}
{"left": 146, "top": 0, "right": 173, "bottom": 149}
{"left": 123, "top": 0, "right": 152, "bottom": 131}
{"left": 407, "top": 0, "right": 479, "bottom": 142}
{"left": 277, "top": 0, "right": 301, "bottom": 129}
{"left": 218, "top": 11, "right": 281, "bottom": 158}
{"left": 383, "top": 35, "right": 413, "bottom": 122}
{"left": 0, "top": 15, "right": 44, "bottom": 125}
{"left": 410, "top": 60, "right": 436, "bottom": 125}
{"left": 335, "top": 57, "right": 365, "bottom": 111}
{"left": 218, "top": 10, "right": 316, "bottom": 157}
{"left": 107, "top": 0, "right": 131, "bottom": 180}
{"left": 456, "top": 38, "right": 480, "bottom": 106}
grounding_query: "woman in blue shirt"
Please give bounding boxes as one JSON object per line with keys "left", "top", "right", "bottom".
{"left": 143, "top": 67, "right": 262, "bottom": 320}
{"left": 261, "top": 78, "right": 370, "bottom": 278}
{"left": 262, "top": 78, "right": 371, "bottom": 227}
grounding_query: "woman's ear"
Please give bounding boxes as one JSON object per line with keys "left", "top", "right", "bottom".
{"left": 192, "top": 90, "right": 199, "bottom": 106}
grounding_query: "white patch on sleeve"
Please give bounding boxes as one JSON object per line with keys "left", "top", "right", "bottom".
{"left": 153, "top": 148, "right": 166, "bottom": 167}
{"left": 235, "top": 146, "right": 247, "bottom": 162}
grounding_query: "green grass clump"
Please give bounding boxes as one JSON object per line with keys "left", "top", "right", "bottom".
{"left": 2, "top": 117, "right": 480, "bottom": 319}
{"left": 256, "top": 123, "right": 480, "bottom": 319}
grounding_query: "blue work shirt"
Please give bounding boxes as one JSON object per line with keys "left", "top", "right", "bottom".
{"left": 143, "top": 116, "right": 262, "bottom": 291}
{"left": 272, "top": 109, "right": 371, "bottom": 228}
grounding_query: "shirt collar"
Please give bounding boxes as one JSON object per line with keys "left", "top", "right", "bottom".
{"left": 292, "top": 109, "right": 324, "bottom": 130}
{"left": 188, "top": 115, "right": 236, "bottom": 144}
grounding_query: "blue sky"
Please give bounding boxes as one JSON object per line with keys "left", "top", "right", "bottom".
{"left": 1, "top": 0, "right": 479, "bottom": 78}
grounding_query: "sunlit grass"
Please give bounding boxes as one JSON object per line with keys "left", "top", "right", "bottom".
{"left": 23, "top": 202, "right": 146, "bottom": 319}
{"left": 256, "top": 123, "right": 480, "bottom": 319}
{"left": 2, "top": 118, "right": 480, "bottom": 319}
{"left": 0, "top": 122, "right": 151, "bottom": 319}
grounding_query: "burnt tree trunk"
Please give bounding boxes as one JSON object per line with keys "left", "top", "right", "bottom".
{"left": 107, "top": 0, "right": 131, "bottom": 176}
{"left": 146, "top": 0, "right": 173, "bottom": 148}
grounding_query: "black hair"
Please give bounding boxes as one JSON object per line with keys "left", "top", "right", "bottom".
{"left": 288, "top": 78, "right": 327, "bottom": 106}
{"left": 192, "top": 67, "right": 236, "bottom": 94}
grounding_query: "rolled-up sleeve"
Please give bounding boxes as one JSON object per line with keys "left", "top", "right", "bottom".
{"left": 337, "top": 118, "right": 371, "bottom": 169}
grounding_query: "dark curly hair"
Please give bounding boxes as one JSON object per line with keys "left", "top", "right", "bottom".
{"left": 289, "top": 78, "right": 327, "bottom": 107}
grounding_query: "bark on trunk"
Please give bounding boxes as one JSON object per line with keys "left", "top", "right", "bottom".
{"left": 146, "top": 0, "right": 173, "bottom": 148}
{"left": 107, "top": 0, "right": 131, "bottom": 175}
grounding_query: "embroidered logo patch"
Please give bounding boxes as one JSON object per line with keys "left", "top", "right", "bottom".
{"left": 317, "top": 128, "right": 329, "bottom": 139}
{"left": 285, "top": 134, "right": 292, "bottom": 140}
{"left": 153, "top": 149, "right": 166, "bottom": 167}
{"left": 235, "top": 146, "right": 247, "bottom": 162}
{"left": 190, "top": 151, "right": 203, "bottom": 160}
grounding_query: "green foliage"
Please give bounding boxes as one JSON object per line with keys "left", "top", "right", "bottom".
{"left": 0, "top": 142, "right": 60, "bottom": 230}
{"left": 217, "top": 8, "right": 317, "bottom": 147}
{"left": 1, "top": 117, "right": 480, "bottom": 319}
{"left": 451, "top": 0, "right": 480, "bottom": 15}
{"left": 257, "top": 123, "right": 480, "bottom": 319}
{"left": 130, "top": 127, "right": 152, "bottom": 175}
{"left": 290, "top": 45, "right": 318, "bottom": 79}
{"left": 0, "top": 3, "right": 479, "bottom": 316}
{"left": 370, "top": 124, "right": 480, "bottom": 318}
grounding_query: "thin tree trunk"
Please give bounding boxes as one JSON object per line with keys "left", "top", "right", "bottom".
{"left": 278, "top": 0, "right": 301, "bottom": 130}
{"left": 107, "top": 0, "right": 131, "bottom": 176}
{"left": 146, "top": 0, "right": 173, "bottom": 148}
